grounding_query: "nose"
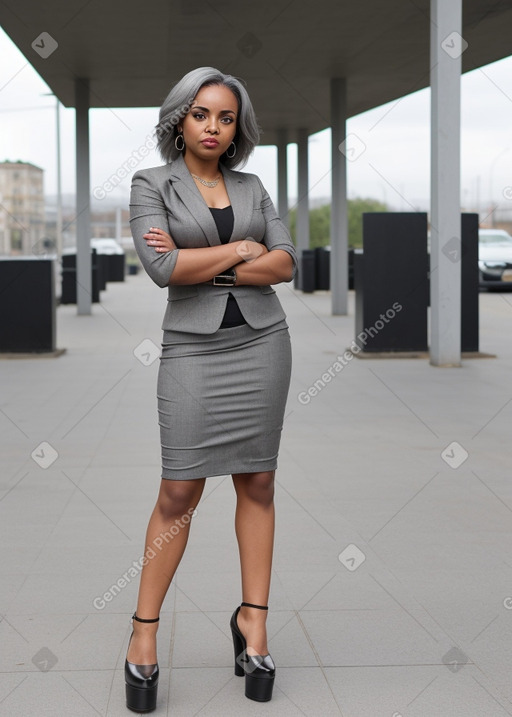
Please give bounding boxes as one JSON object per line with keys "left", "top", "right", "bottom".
{"left": 206, "top": 117, "right": 220, "bottom": 134}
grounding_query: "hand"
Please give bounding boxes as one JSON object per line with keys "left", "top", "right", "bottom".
{"left": 143, "top": 227, "right": 177, "bottom": 253}
{"left": 235, "top": 238, "right": 269, "bottom": 263}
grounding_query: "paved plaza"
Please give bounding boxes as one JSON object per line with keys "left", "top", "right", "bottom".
{"left": 1, "top": 273, "right": 512, "bottom": 716}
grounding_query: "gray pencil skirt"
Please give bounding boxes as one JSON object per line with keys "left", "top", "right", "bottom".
{"left": 157, "top": 318, "right": 292, "bottom": 479}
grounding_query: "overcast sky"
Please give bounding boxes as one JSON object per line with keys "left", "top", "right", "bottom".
{"left": 1, "top": 25, "right": 512, "bottom": 215}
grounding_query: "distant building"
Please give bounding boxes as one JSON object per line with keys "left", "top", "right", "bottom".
{"left": 0, "top": 160, "right": 45, "bottom": 255}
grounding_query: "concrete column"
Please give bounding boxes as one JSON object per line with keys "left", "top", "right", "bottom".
{"left": 276, "top": 128, "right": 289, "bottom": 228}
{"left": 330, "top": 78, "right": 349, "bottom": 315}
{"left": 430, "top": 0, "right": 462, "bottom": 366}
{"left": 55, "top": 97, "right": 63, "bottom": 260}
{"left": 296, "top": 128, "right": 310, "bottom": 256}
{"left": 115, "top": 206, "right": 122, "bottom": 242}
{"left": 75, "top": 78, "right": 91, "bottom": 315}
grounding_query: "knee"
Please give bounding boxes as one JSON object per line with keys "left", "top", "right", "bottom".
{"left": 156, "top": 480, "right": 202, "bottom": 522}
{"left": 235, "top": 471, "right": 275, "bottom": 507}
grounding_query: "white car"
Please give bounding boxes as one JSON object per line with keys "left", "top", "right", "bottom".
{"left": 90, "top": 238, "right": 124, "bottom": 255}
{"left": 479, "top": 229, "right": 512, "bottom": 290}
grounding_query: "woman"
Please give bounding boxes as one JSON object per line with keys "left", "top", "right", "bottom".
{"left": 126, "top": 67, "right": 297, "bottom": 712}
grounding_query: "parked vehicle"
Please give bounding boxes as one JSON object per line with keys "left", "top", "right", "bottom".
{"left": 478, "top": 229, "right": 512, "bottom": 290}
{"left": 90, "top": 238, "right": 125, "bottom": 255}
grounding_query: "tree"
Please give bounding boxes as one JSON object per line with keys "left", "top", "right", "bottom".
{"left": 288, "top": 198, "right": 388, "bottom": 249}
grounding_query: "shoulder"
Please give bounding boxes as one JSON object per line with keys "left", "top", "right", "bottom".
{"left": 221, "top": 165, "right": 263, "bottom": 191}
{"left": 131, "top": 163, "right": 173, "bottom": 184}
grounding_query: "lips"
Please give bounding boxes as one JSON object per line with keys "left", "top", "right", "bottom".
{"left": 201, "top": 139, "right": 219, "bottom": 148}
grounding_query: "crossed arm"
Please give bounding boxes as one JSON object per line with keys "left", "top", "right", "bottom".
{"left": 143, "top": 227, "right": 294, "bottom": 286}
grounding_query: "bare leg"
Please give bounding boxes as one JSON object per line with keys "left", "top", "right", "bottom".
{"left": 127, "top": 477, "right": 206, "bottom": 664}
{"left": 232, "top": 470, "right": 275, "bottom": 656}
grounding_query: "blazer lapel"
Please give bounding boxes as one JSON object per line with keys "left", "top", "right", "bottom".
{"left": 166, "top": 154, "right": 254, "bottom": 246}
{"left": 221, "top": 165, "right": 253, "bottom": 241}
{"left": 167, "top": 154, "right": 221, "bottom": 246}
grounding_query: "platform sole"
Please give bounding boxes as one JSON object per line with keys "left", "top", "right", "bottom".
{"left": 125, "top": 681, "right": 158, "bottom": 713}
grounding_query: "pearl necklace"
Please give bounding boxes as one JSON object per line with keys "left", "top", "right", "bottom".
{"left": 191, "top": 173, "right": 221, "bottom": 188}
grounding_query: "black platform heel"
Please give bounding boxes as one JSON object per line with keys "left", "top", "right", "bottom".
{"left": 230, "top": 602, "right": 275, "bottom": 702}
{"left": 124, "top": 613, "right": 160, "bottom": 713}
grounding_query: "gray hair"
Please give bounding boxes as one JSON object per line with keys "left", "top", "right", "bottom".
{"left": 155, "top": 67, "right": 260, "bottom": 169}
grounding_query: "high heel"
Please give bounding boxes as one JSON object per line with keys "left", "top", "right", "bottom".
{"left": 124, "top": 613, "right": 160, "bottom": 713}
{"left": 230, "top": 602, "right": 275, "bottom": 702}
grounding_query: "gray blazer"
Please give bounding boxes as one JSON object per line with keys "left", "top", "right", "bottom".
{"left": 129, "top": 154, "right": 298, "bottom": 334}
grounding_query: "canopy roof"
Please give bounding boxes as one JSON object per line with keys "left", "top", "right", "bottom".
{"left": 1, "top": 0, "right": 510, "bottom": 143}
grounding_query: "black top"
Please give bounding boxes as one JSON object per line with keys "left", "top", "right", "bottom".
{"left": 209, "top": 206, "right": 247, "bottom": 328}
{"left": 209, "top": 205, "right": 234, "bottom": 243}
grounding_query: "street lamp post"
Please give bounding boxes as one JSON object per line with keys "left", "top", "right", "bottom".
{"left": 42, "top": 92, "right": 62, "bottom": 258}
{"left": 489, "top": 147, "right": 509, "bottom": 228}
{"left": 55, "top": 96, "right": 62, "bottom": 259}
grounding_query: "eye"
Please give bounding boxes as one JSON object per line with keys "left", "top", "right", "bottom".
{"left": 192, "top": 112, "right": 206, "bottom": 120}
{"left": 221, "top": 117, "right": 234, "bottom": 124}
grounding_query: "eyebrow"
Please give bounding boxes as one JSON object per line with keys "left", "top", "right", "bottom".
{"left": 192, "top": 105, "right": 236, "bottom": 115}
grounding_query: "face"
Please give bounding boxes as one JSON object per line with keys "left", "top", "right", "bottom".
{"left": 179, "top": 84, "right": 238, "bottom": 162}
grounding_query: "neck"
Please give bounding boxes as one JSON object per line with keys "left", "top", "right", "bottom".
{"left": 183, "top": 154, "right": 220, "bottom": 180}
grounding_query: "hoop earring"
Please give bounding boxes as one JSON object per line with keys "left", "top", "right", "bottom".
{"left": 226, "top": 141, "right": 237, "bottom": 158}
{"left": 175, "top": 134, "right": 185, "bottom": 151}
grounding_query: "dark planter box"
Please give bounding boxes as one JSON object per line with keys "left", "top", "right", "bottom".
{"left": 296, "top": 247, "right": 331, "bottom": 292}
{"left": 355, "top": 213, "right": 429, "bottom": 352}
{"left": 106, "top": 254, "right": 125, "bottom": 282}
{"left": 0, "top": 257, "right": 56, "bottom": 353}
{"left": 61, "top": 250, "right": 101, "bottom": 304}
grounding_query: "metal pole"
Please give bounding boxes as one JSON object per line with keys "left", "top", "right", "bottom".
{"left": 429, "top": 0, "right": 462, "bottom": 366}
{"left": 488, "top": 147, "right": 509, "bottom": 228}
{"left": 75, "top": 78, "right": 92, "bottom": 315}
{"left": 296, "top": 128, "right": 310, "bottom": 256}
{"left": 115, "top": 206, "right": 122, "bottom": 242}
{"left": 276, "top": 128, "right": 289, "bottom": 228}
{"left": 330, "top": 78, "right": 348, "bottom": 315}
{"left": 41, "top": 91, "right": 63, "bottom": 258}
{"left": 56, "top": 96, "right": 62, "bottom": 259}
